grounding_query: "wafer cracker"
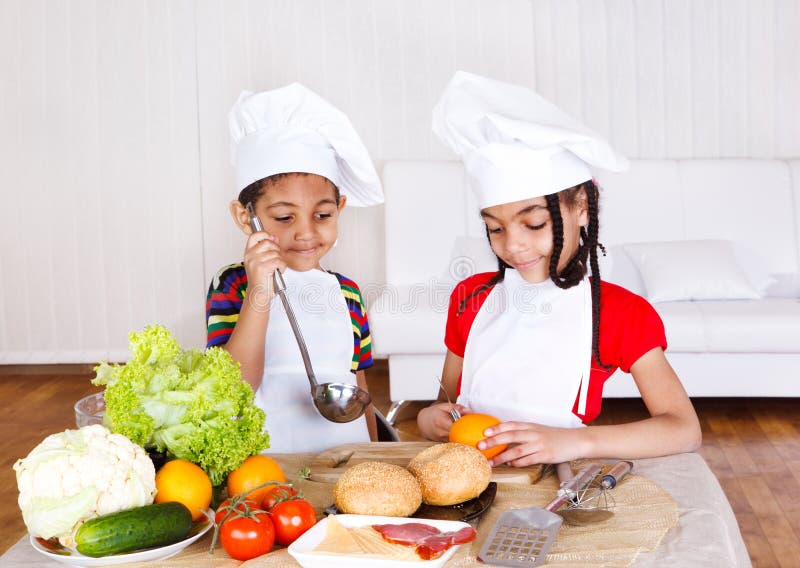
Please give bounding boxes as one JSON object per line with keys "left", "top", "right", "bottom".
{"left": 312, "top": 516, "right": 364, "bottom": 555}
{"left": 311, "top": 517, "right": 424, "bottom": 561}
{"left": 350, "top": 527, "right": 420, "bottom": 561}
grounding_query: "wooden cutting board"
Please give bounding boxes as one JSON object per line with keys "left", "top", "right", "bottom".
{"left": 308, "top": 441, "right": 544, "bottom": 484}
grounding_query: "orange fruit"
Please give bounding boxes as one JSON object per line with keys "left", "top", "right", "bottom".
{"left": 449, "top": 413, "right": 507, "bottom": 459}
{"left": 227, "top": 455, "right": 286, "bottom": 503}
{"left": 154, "top": 459, "right": 212, "bottom": 520}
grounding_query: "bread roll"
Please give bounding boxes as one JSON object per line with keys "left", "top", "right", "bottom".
{"left": 408, "top": 443, "right": 491, "bottom": 506}
{"left": 334, "top": 461, "right": 422, "bottom": 517}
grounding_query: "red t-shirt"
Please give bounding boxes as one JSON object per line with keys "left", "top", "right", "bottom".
{"left": 444, "top": 272, "right": 667, "bottom": 424}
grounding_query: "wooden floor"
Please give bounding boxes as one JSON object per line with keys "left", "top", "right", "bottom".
{"left": 1, "top": 362, "right": 799, "bottom": 566}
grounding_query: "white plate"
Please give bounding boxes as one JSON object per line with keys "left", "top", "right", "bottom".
{"left": 29, "top": 511, "right": 213, "bottom": 567}
{"left": 288, "top": 514, "right": 473, "bottom": 568}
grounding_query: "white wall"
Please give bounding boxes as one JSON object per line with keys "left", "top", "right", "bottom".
{"left": 1, "top": 0, "right": 799, "bottom": 363}
{"left": 0, "top": 0, "right": 204, "bottom": 363}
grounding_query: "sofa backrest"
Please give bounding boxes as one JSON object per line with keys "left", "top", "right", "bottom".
{"left": 382, "top": 161, "right": 493, "bottom": 286}
{"left": 595, "top": 160, "right": 800, "bottom": 293}
{"left": 381, "top": 159, "right": 800, "bottom": 292}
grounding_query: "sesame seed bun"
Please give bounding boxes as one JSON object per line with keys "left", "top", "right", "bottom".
{"left": 334, "top": 461, "right": 423, "bottom": 517}
{"left": 407, "top": 443, "right": 491, "bottom": 506}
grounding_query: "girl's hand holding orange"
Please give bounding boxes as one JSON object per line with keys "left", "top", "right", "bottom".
{"left": 417, "top": 402, "right": 469, "bottom": 442}
{"left": 477, "top": 421, "right": 589, "bottom": 467}
{"left": 449, "top": 413, "right": 508, "bottom": 459}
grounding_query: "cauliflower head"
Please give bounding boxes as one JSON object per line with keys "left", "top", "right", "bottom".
{"left": 13, "top": 424, "right": 156, "bottom": 545}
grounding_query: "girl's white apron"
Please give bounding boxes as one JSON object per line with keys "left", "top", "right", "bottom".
{"left": 254, "top": 268, "right": 369, "bottom": 452}
{"left": 458, "top": 269, "right": 592, "bottom": 428}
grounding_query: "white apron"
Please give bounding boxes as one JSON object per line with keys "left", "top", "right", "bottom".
{"left": 458, "top": 269, "right": 592, "bottom": 429}
{"left": 254, "top": 268, "right": 369, "bottom": 453}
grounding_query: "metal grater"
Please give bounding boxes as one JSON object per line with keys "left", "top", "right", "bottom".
{"left": 477, "top": 463, "right": 602, "bottom": 567}
{"left": 477, "top": 508, "right": 562, "bottom": 566}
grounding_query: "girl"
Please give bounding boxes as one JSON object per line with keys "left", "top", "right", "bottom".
{"left": 206, "top": 84, "right": 383, "bottom": 453}
{"left": 417, "top": 71, "right": 701, "bottom": 466}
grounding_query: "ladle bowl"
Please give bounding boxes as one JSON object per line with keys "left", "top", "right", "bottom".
{"left": 312, "top": 383, "right": 372, "bottom": 423}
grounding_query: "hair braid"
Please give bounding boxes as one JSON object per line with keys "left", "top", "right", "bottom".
{"left": 545, "top": 193, "right": 566, "bottom": 286}
{"left": 584, "top": 181, "right": 611, "bottom": 371}
{"left": 546, "top": 193, "right": 586, "bottom": 288}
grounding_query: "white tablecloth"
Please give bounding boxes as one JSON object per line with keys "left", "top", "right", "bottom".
{"left": 0, "top": 452, "right": 750, "bottom": 567}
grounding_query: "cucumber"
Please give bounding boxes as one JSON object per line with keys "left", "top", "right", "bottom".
{"left": 75, "top": 502, "right": 193, "bottom": 557}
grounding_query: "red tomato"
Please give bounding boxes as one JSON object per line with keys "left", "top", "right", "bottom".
{"left": 214, "top": 498, "right": 262, "bottom": 525}
{"left": 270, "top": 499, "right": 317, "bottom": 546}
{"left": 219, "top": 512, "right": 275, "bottom": 561}
{"left": 261, "top": 484, "right": 298, "bottom": 510}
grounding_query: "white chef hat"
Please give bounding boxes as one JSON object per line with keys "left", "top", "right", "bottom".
{"left": 229, "top": 83, "right": 383, "bottom": 206}
{"left": 432, "top": 71, "right": 628, "bottom": 209}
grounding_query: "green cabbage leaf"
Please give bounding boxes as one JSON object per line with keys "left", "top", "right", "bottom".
{"left": 93, "top": 325, "right": 270, "bottom": 485}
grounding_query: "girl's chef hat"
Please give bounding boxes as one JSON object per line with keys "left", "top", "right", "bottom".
{"left": 229, "top": 83, "right": 383, "bottom": 206}
{"left": 432, "top": 71, "right": 628, "bottom": 209}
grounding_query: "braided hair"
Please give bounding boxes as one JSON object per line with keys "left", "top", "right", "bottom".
{"left": 458, "top": 180, "right": 610, "bottom": 370}
{"left": 548, "top": 181, "right": 610, "bottom": 370}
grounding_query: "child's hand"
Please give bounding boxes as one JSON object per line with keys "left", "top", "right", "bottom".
{"left": 416, "top": 402, "right": 469, "bottom": 442}
{"left": 478, "top": 422, "right": 589, "bottom": 467}
{"left": 243, "top": 231, "right": 286, "bottom": 307}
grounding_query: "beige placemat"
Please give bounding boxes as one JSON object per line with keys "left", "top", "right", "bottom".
{"left": 237, "top": 466, "right": 678, "bottom": 568}
{"left": 451, "top": 470, "right": 679, "bottom": 567}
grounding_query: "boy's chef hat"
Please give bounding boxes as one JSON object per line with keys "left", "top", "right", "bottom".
{"left": 229, "top": 83, "right": 383, "bottom": 206}
{"left": 432, "top": 71, "right": 628, "bottom": 209}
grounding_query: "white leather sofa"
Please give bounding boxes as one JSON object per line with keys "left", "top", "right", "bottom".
{"left": 369, "top": 159, "right": 800, "bottom": 423}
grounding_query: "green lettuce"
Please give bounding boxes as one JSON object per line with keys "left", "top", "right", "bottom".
{"left": 93, "top": 325, "right": 270, "bottom": 485}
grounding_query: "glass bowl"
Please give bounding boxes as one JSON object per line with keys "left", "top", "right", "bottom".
{"left": 74, "top": 392, "right": 105, "bottom": 428}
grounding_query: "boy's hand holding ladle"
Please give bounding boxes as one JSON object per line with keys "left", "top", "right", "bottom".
{"left": 243, "top": 203, "right": 286, "bottom": 307}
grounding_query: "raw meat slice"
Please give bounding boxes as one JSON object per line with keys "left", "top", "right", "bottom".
{"left": 372, "top": 523, "right": 477, "bottom": 559}
{"left": 371, "top": 522, "right": 442, "bottom": 545}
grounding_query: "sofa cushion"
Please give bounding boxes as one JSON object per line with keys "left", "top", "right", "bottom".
{"left": 441, "top": 236, "right": 498, "bottom": 282}
{"left": 697, "top": 299, "right": 800, "bottom": 353}
{"left": 623, "top": 240, "right": 761, "bottom": 302}
{"left": 654, "top": 299, "right": 800, "bottom": 353}
{"left": 369, "top": 285, "right": 451, "bottom": 355}
{"left": 652, "top": 302, "right": 706, "bottom": 353}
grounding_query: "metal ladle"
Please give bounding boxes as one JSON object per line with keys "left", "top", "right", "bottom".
{"left": 246, "top": 203, "right": 371, "bottom": 423}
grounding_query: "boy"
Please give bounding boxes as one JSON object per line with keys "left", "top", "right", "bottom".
{"left": 206, "top": 84, "right": 383, "bottom": 453}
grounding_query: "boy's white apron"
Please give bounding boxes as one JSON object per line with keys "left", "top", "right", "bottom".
{"left": 254, "top": 268, "right": 369, "bottom": 452}
{"left": 458, "top": 269, "right": 592, "bottom": 428}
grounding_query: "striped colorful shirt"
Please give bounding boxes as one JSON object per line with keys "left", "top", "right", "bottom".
{"left": 205, "top": 264, "right": 373, "bottom": 373}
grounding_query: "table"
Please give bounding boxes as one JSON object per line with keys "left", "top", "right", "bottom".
{"left": 0, "top": 450, "right": 751, "bottom": 567}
